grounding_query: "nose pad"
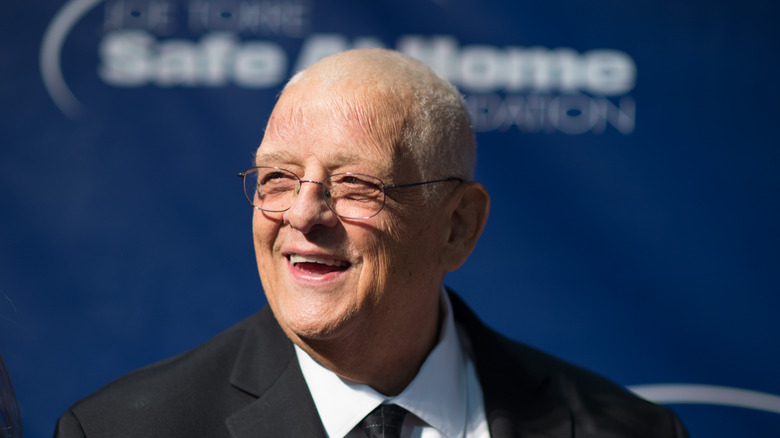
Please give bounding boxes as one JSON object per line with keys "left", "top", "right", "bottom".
{"left": 284, "top": 180, "right": 339, "bottom": 231}
{"left": 292, "top": 180, "right": 324, "bottom": 201}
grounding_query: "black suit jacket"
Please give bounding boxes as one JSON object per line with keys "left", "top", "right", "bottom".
{"left": 56, "top": 293, "right": 687, "bottom": 437}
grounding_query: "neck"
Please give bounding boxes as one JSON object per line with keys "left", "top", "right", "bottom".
{"left": 294, "top": 293, "right": 443, "bottom": 396}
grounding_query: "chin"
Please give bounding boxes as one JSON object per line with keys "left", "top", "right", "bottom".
{"left": 273, "top": 296, "right": 359, "bottom": 342}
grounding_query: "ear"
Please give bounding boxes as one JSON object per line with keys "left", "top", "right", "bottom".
{"left": 440, "top": 182, "right": 490, "bottom": 271}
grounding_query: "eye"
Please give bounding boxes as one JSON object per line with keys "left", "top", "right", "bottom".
{"left": 341, "top": 175, "right": 367, "bottom": 185}
{"left": 254, "top": 168, "right": 298, "bottom": 196}
{"left": 329, "top": 174, "right": 383, "bottom": 199}
{"left": 260, "top": 171, "right": 293, "bottom": 185}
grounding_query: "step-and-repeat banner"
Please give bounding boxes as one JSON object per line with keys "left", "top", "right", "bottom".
{"left": 2, "top": 0, "right": 779, "bottom": 436}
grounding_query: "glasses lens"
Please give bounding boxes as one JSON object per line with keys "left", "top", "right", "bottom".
{"left": 245, "top": 167, "right": 299, "bottom": 212}
{"left": 325, "top": 174, "right": 385, "bottom": 219}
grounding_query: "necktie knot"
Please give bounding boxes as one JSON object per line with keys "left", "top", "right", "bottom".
{"left": 358, "top": 404, "right": 408, "bottom": 438}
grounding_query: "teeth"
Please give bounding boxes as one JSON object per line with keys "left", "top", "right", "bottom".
{"left": 289, "top": 254, "right": 349, "bottom": 267}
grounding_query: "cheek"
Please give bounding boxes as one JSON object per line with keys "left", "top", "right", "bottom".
{"left": 252, "top": 213, "right": 281, "bottom": 270}
{"left": 363, "top": 215, "right": 426, "bottom": 285}
{"left": 252, "top": 209, "right": 279, "bottom": 240}
{"left": 393, "top": 215, "right": 444, "bottom": 272}
{"left": 347, "top": 218, "right": 400, "bottom": 300}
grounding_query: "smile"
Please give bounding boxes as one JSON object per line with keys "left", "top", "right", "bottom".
{"left": 288, "top": 254, "right": 351, "bottom": 275}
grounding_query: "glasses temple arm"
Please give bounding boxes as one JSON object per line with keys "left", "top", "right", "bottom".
{"left": 384, "top": 177, "right": 464, "bottom": 190}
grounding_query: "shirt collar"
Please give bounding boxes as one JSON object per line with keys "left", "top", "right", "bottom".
{"left": 295, "top": 290, "right": 468, "bottom": 438}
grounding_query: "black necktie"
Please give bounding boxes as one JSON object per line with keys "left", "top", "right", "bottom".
{"left": 358, "top": 404, "right": 408, "bottom": 438}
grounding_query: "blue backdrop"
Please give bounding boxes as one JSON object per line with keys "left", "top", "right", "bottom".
{"left": 2, "top": 0, "right": 779, "bottom": 436}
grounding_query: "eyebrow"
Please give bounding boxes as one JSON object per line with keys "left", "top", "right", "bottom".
{"left": 253, "top": 148, "right": 364, "bottom": 168}
{"left": 252, "top": 150, "right": 294, "bottom": 166}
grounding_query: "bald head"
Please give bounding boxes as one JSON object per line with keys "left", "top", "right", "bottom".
{"left": 275, "top": 49, "right": 476, "bottom": 185}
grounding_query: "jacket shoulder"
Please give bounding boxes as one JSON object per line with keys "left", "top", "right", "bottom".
{"left": 449, "top": 292, "right": 687, "bottom": 437}
{"left": 520, "top": 339, "right": 686, "bottom": 437}
{"left": 56, "top": 312, "right": 264, "bottom": 438}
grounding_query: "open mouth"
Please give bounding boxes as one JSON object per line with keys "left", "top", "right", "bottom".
{"left": 288, "top": 254, "right": 351, "bottom": 275}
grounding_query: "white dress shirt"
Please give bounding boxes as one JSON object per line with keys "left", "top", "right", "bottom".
{"left": 295, "top": 290, "right": 490, "bottom": 438}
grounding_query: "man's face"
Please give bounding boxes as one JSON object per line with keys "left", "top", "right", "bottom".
{"left": 252, "top": 84, "right": 448, "bottom": 346}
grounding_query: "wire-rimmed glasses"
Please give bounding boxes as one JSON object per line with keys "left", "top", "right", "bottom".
{"left": 238, "top": 166, "right": 463, "bottom": 219}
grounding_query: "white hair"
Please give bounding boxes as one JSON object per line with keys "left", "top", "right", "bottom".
{"left": 283, "top": 49, "right": 476, "bottom": 186}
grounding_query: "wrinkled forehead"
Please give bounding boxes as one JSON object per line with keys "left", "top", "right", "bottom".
{"left": 261, "top": 81, "right": 409, "bottom": 164}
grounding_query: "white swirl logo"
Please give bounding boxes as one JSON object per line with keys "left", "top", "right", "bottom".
{"left": 40, "top": 0, "right": 104, "bottom": 119}
{"left": 628, "top": 383, "right": 780, "bottom": 415}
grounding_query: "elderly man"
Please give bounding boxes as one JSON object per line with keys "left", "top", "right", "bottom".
{"left": 56, "top": 49, "right": 687, "bottom": 437}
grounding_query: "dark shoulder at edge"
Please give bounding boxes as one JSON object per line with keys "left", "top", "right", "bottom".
{"left": 66, "top": 312, "right": 261, "bottom": 411}
{"left": 491, "top": 328, "right": 686, "bottom": 434}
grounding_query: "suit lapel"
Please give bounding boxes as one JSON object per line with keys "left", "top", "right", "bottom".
{"left": 225, "top": 307, "right": 327, "bottom": 438}
{"left": 450, "top": 292, "right": 573, "bottom": 438}
{"left": 223, "top": 294, "right": 572, "bottom": 437}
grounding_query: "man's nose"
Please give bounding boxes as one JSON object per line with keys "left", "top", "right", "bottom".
{"left": 283, "top": 180, "right": 339, "bottom": 232}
